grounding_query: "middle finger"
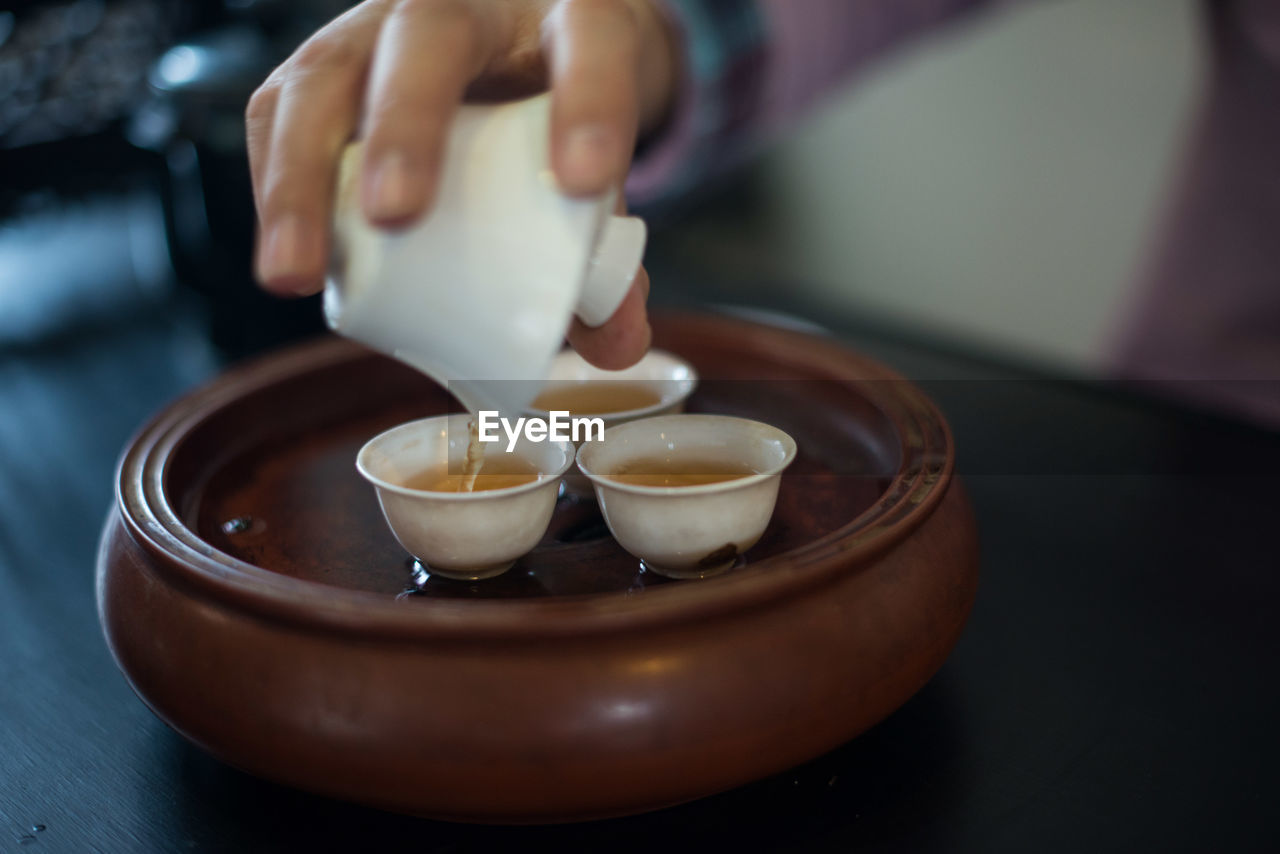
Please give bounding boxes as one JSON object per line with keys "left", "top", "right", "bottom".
{"left": 360, "top": 0, "right": 515, "bottom": 226}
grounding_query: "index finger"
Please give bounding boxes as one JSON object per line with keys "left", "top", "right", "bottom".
{"left": 248, "top": 2, "right": 387, "bottom": 294}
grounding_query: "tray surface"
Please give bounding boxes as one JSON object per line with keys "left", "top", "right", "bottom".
{"left": 190, "top": 369, "right": 895, "bottom": 600}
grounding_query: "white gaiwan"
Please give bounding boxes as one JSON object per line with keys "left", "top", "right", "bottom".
{"left": 324, "top": 94, "right": 646, "bottom": 416}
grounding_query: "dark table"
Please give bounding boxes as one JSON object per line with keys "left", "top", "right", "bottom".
{"left": 3, "top": 215, "right": 1280, "bottom": 851}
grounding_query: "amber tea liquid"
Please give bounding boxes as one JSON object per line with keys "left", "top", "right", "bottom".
{"left": 402, "top": 453, "right": 542, "bottom": 493}
{"left": 605, "top": 458, "right": 759, "bottom": 488}
{"left": 531, "top": 382, "right": 663, "bottom": 415}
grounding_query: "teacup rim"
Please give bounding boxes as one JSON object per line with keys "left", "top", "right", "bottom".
{"left": 576, "top": 414, "right": 797, "bottom": 497}
{"left": 356, "top": 414, "right": 576, "bottom": 501}
{"left": 524, "top": 349, "right": 699, "bottom": 421}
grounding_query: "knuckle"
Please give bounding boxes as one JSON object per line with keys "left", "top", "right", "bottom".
{"left": 260, "top": 179, "right": 306, "bottom": 220}
{"left": 258, "top": 172, "right": 287, "bottom": 210}
{"left": 437, "top": 1, "right": 482, "bottom": 53}
{"left": 567, "top": 0, "right": 637, "bottom": 26}
{"left": 609, "top": 1, "right": 642, "bottom": 44}
{"left": 291, "top": 32, "right": 362, "bottom": 76}
{"left": 366, "top": 106, "right": 445, "bottom": 153}
{"left": 259, "top": 164, "right": 313, "bottom": 213}
{"left": 387, "top": 0, "right": 483, "bottom": 68}
{"left": 557, "top": 0, "right": 640, "bottom": 54}
{"left": 402, "top": 0, "right": 476, "bottom": 33}
{"left": 610, "top": 0, "right": 641, "bottom": 30}
{"left": 399, "top": 0, "right": 482, "bottom": 70}
{"left": 245, "top": 82, "right": 277, "bottom": 122}
{"left": 260, "top": 145, "right": 335, "bottom": 207}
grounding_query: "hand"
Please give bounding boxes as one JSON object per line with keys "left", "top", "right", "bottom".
{"left": 246, "top": 0, "right": 679, "bottom": 368}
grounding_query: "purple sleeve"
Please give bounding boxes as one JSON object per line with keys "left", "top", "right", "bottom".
{"left": 628, "top": 0, "right": 1280, "bottom": 424}
{"left": 1105, "top": 0, "right": 1280, "bottom": 424}
{"left": 627, "top": 0, "right": 1001, "bottom": 207}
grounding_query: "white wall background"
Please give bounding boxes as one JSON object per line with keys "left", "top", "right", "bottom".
{"left": 662, "top": 0, "right": 1204, "bottom": 371}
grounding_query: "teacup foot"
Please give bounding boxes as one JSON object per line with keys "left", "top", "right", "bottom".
{"left": 412, "top": 559, "right": 515, "bottom": 583}
{"left": 639, "top": 555, "right": 743, "bottom": 581}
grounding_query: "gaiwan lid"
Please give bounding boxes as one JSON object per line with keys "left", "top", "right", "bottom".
{"left": 323, "top": 94, "right": 646, "bottom": 417}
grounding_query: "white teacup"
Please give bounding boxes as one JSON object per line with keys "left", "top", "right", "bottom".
{"left": 577, "top": 415, "right": 797, "bottom": 579}
{"left": 357, "top": 414, "right": 574, "bottom": 580}
{"left": 325, "top": 94, "right": 646, "bottom": 417}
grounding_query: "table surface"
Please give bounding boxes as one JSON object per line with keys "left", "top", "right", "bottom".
{"left": 3, "top": 250, "right": 1280, "bottom": 852}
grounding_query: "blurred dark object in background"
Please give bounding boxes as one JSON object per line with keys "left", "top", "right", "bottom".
{"left": 0, "top": 0, "right": 353, "bottom": 360}
{"left": 127, "top": 0, "right": 360, "bottom": 357}
{"left": 0, "top": 0, "right": 182, "bottom": 149}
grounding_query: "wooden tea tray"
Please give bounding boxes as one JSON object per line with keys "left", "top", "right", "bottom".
{"left": 98, "top": 312, "right": 978, "bottom": 823}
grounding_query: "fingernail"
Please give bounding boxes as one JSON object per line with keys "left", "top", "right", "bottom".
{"left": 561, "top": 125, "right": 615, "bottom": 190}
{"left": 366, "top": 151, "right": 418, "bottom": 222}
{"left": 258, "top": 215, "right": 311, "bottom": 286}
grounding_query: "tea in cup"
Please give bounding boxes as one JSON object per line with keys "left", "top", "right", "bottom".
{"left": 357, "top": 414, "right": 574, "bottom": 580}
{"left": 577, "top": 415, "right": 797, "bottom": 578}
{"left": 529, "top": 348, "right": 697, "bottom": 420}
{"left": 526, "top": 348, "right": 698, "bottom": 499}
